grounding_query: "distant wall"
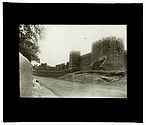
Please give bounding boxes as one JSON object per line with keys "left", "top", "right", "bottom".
{"left": 80, "top": 53, "right": 91, "bottom": 71}
{"left": 19, "top": 52, "right": 33, "bottom": 97}
{"left": 32, "top": 69, "right": 69, "bottom": 78}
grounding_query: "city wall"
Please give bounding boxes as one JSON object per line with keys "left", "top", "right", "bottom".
{"left": 69, "top": 38, "right": 127, "bottom": 71}
{"left": 32, "top": 69, "right": 69, "bottom": 78}
{"left": 32, "top": 38, "right": 127, "bottom": 78}
{"left": 91, "top": 40, "right": 126, "bottom": 70}
{"left": 80, "top": 53, "right": 91, "bottom": 71}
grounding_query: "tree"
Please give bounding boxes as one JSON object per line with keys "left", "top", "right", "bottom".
{"left": 19, "top": 24, "right": 45, "bottom": 62}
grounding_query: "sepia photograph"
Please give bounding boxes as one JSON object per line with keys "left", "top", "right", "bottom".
{"left": 19, "top": 25, "right": 127, "bottom": 98}
{"left": 3, "top": 2, "right": 143, "bottom": 122}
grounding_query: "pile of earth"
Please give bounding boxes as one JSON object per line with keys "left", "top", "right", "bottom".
{"left": 59, "top": 71, "right": 127, "bottom": 85}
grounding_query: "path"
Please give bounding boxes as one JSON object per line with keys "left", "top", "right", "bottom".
{"left": 33, "top": 76, "right": 127, "bottom": 98}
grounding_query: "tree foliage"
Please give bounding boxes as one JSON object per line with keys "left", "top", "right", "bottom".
{"left": 19, "top": 24, "right": 44, "bottom": 62}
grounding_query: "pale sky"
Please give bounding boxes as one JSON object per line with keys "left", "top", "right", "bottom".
{"left": 37, "top": 25, "right": 127, "bottom": 66}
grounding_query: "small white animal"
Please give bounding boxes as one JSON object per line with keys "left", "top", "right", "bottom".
{"left": 33, "top": 79, "right": 41, "bottom": 89}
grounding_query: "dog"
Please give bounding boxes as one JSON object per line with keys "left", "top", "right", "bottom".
{"left": 33, "top": 79, "right": 41, "bottom": 89}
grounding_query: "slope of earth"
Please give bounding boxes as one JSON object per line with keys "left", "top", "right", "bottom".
{"left": 32, "top": 84, "right": 57, "bottom": 98}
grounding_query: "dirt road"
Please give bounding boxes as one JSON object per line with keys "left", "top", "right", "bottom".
{"left": 33, "top": 76, "right": 127, "bottom": 98}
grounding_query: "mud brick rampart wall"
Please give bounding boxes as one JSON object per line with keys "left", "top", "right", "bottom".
{"left": 80, "top": 53, "right": 91, "bottom": 71}
{"left": 91, "top": 40, "right": 126, "bottom": 70}
{"left": 69, "top": 51, "right": 80, "bottom": 69}
{"left": 69, "top": 39, "right": 127, "bottom": 71}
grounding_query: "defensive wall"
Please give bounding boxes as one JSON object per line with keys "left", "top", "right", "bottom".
{"left": 80, "top": 53, "right": 91, "bottom": 71}
{"left": 33, "top": 62, "right": 69, "bottom": 71}
{"left": 90, "top": 38, "right": 126, "bottom": 70}
{"left": 69, "top": 51, "right": 80, "bottom": 68}
{"left": 33, "top": 37, "right": 127, "bottom": 78}
{"left": 69, "top": 37, "right": 127, "bottom": 71}
{"left": 32, "top": 69, "right": 69, "bottom": 78}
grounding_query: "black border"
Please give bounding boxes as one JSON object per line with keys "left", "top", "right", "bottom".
{"left": 3, "top": 3, "right": 143, "bottom": 122}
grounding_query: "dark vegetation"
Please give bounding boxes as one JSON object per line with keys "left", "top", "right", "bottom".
{"left": 19, "top": 24, "right": 45, "bottom": 62}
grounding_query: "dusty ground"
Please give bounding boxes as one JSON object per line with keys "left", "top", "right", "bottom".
{"left": 32, "top": 73, "right": 127, "bottom": 98}
{"left": 32, "top": 84, "right": 57, "bottom": 98}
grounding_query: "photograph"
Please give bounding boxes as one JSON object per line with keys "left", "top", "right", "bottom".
{"left": 3, "top": 3, "right": 143, "bottom": 122}
{"left": 19, "top": 25, "right": 127, "bottom": 98}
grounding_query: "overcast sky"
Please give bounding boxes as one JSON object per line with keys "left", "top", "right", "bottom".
{"left": 37, "top": 25, "right": 126, "bottom": 66}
